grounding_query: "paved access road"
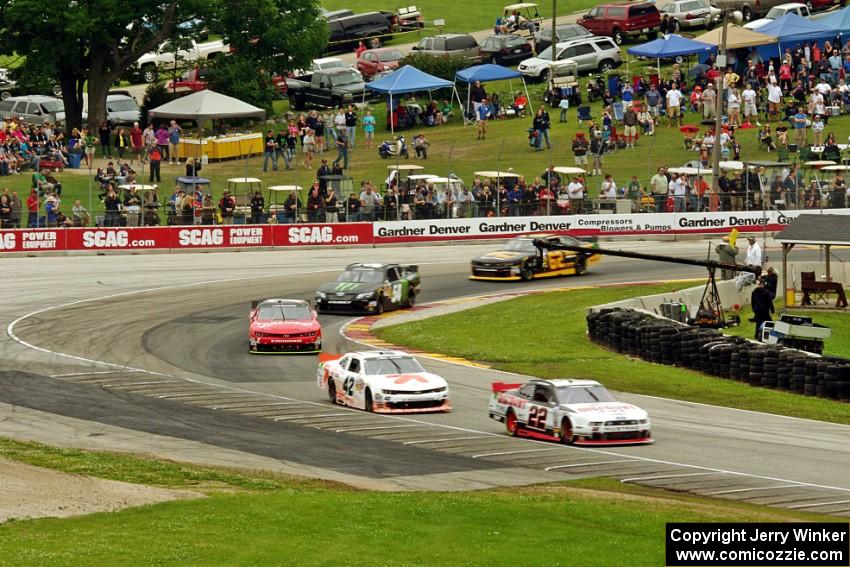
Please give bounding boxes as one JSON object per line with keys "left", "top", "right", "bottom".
{"left": 4, "top": 242, "right": 850, "bottom": 512}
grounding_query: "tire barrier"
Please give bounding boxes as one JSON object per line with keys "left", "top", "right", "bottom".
{"left": 586, "top": 308, "right": 850, "bottom": 403}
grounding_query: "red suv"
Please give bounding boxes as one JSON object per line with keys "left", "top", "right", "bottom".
{"left": 579, "top": 2, "right": 661, "bottom": 45}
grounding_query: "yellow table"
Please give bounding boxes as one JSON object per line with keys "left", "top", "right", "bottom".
{"left": 178, "top": 133, "right": 263, "bottom": 161}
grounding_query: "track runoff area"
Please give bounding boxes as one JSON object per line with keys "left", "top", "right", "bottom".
{"left": 5, "top": 240, "right": 850, "bottom": 566}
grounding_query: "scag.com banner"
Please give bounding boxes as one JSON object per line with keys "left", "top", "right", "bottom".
{"left": 372, "top": 210, "right": 847, "bottom": 243}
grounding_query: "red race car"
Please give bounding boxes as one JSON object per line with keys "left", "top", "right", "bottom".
{"left": 249, "top": 299, "right": 322, "bottom": 354}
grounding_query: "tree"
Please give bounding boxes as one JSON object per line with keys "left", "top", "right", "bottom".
{"left": 0, "top": 0, "right": 326, "bottom": 133}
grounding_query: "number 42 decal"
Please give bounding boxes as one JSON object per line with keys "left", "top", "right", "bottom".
{"left": 390, "top": 282, "right": 403, "bottom": 303}
{"left": 343, "top": 376, "right": 355, "bottom": 396}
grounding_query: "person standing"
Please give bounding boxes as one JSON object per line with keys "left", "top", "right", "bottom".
{"left": 219, "top": 190, "right": 236, "bottom": 224}
{"left": 793, "top": 107, "right": 808, "bottom": 148}
{"left": 168, "top": 120, "right": 182, "bottom": 165}
{"left": 666, "top": 83, "right": 683, "bottom": 127}
{"left": 155, "top": 123, "right": 169, "bottom": 162}
{"left": 715, "top": 235, "right": 739, "bottom": 280}
{"left": 567, "top": 175, "right": 585, "bottom": 214}
{"left": 324, "top": 188, "right": 339, "bottom": 223}
{"left": 148, "top": 145, "right": 162, "bottom": 182}
{"left": 650, "top": 167, "right": 668, "bottom": 212}
{"left": 536, "top": 105, "right": 551, "bottom": 150}
{"left": 470, "top": 80, "right": 487, "bottom": 116}
{"left": 98, "top": 122, "right": 112, "bottom": 158}
{"left": 114, "top": 128, "right": 129, "bottom": 160}
{"left": 622, "top": 106, "right": 637, "bottom": 148}
{"left": 362, "top": 110, "right": 375, "bottom": 148}
{"left": 250, "top": 190, "right": 265, "bottom": 224}
{"left": 571, "top": 132, "right": 588, "bottom": 170}
{"left": 129, "top": 122, "right": 143, "bottom": 165}
{"left": 671, "top": 173, "right": 686, "bottom": 212}
{"left": 589, "top": 131, "right": 604, "bottom": 176}
{"left": 345, "top": 105, "right": 357, "bottom": 150}
{"left": 477, "top": 97, "right": 491, "bottom": 140}
{"left": 750, "top": 279, "right": 775, "bottom": 340}
{"left": 333, "top": 130, "right": 349, "bottom": 170}
{"left": 262, "top": 129, "right": 278, "bottom": 172}
{"left": 26, "top": 189, "right": 38, "bottom": 227}
{"left": 359, "top": 183, "right": 379, "bottom": 221}
{"left": 9, "top": 191, "right": 21, "bottom": 228}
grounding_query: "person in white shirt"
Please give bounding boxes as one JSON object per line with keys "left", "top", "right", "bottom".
{"left": 666, "top": 84, "right": 682, "bottom": 127}
{"left": 599, "top": 175, "right": 617, "bottom": 211}
{"left": 735, "top": 235, "right": 762, "bottom": 290}
{"left": 567, "top": 176, "right": 585, "bottom": 214}
{"left": 670, "top": 173, "right": 687, "bottom": 212}
{"left": 810, "top": 90, "right": 826, "bottom": 117}
{"left": 811, "top": 115, "right": 825, "bottom": 146}
{"left": 766, "top": 82, "right": 782, "bottom": 121}
{"left": 741, "top": 86, "right": 758, "bottom": 125}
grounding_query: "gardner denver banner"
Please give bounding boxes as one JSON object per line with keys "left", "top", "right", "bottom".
{"left": 372, "top": 210, "right": 850, "bottom": 243}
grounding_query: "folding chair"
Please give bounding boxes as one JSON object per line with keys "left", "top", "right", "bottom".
{"left": 577, "top": 106, "right": 592, "bottom": 126}
{"left": 612, "top": 101, "right": 624, "bottom": 122}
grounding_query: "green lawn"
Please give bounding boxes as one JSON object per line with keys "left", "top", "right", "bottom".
{"left": 0, "top": 438, "right": 838, "bottom": 567}
{"left": 375, "top": 283, "right": 850, "bottom": 424}
{"left": 319, "top": 0, "right": 599, "bottom": 34}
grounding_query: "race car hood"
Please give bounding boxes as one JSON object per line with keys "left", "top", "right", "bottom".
{"left": 471, "top": 250, "right": 534, "bottom": 265}
{"left": 251, "top": 320, "right": 319, "bottom": 333}
{"left": 563, "top": 402, "right": 647, "bottom": 421}
{"left": 368, "top": 372, "right": 448, "bottom": 391}
{"left": 317, "top": 281, "right": 379, "bottom": 295}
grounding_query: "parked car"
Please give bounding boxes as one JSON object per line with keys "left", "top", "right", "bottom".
{"left": 166, "top": 67, "right": 210, "bottom": 93}
{"left": 479, "top": 34, "right": 533, "bottom": 65}
{"left": 411, "top": 34, "right": 481, "bottom": 61}
{"left": 286, "top": 68, "right": 370, "bottom": 109}
{"left": 0, "top": 95, "right": 85, "bottom": 126}
{"left": 357, "top": 48, "right": 405, "bottom": 78}
{"left": 105, "top": 93, "right": 141, "bottom": 125}
{"left": 744, "top": 2, "right": 810, "bottom": 29}
{"left": 579, "top": 2, "right": 661, "bottom": 45}
{"left": 714, "top": 0, "right": 791, "bottom": 21}
{"left": 132, "top": 38, "right": 229, "bottom": 83}
{"left": 660, "top": 0, "right": 721, "bottom": 30}
{"left": 533, "top": 23, "right": 593, "bottom": 53}
{"left": 519, "top": 36, "right": 621, "bottom": 80}
{"left": 327, "top": 12, "right": 394, "bottom": 52}
{"left": 0, "top": 76, "right": 16, "bottom": 100}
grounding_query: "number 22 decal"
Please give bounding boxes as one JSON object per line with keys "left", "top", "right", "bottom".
{"left": 528, "top": 406, "right": 548, "bottom": 429}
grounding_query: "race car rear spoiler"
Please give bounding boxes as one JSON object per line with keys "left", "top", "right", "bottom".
{"left": 491, "top": 381, "right": 524, "bottom": 393}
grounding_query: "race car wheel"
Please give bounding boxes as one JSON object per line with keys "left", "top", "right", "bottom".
{"left": 505, "top": 410, "right": 520, "bottom": 436}
{"left": 519, "top": 266, "right": 534, "bottom": 281}
{"left": 559, "top": 418, "right": 575, "bottom": 445}
{"left": 575, "top": 260, "right": 587, "bottom": 276}
{"left": 364, "top": 388, "right": 374, "bottom": 412}
{"left": 375, "top": 295, "right": 385, "bottom": 315}
{"left": 404, "top": 291, "right": 416, "bottom": 308}
{"left": 328, "top": 380, "right": 337, "bottom": 404}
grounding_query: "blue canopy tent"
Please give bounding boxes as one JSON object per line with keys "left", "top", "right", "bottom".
{"left": 365, "top": 65, "right": 463, "bottom": 133}
{"left": 815, "top": 7, "right": 850, "bottom": 41}
{"left": 627, "top": 34, "right": 717, "bottom": 77}
{"left": 455, "top": 64, "right": 530, "bottom": 121}
{"left": 752, "top": 13, "right": 834, "bottom": 56}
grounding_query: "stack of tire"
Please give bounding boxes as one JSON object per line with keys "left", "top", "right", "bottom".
{"left": 586, "top": 308, "right": 850, "bottom": 403}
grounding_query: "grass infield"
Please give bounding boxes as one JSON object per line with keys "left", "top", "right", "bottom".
{"left": 375, "top": 283, "right": 850, "bottom": 424}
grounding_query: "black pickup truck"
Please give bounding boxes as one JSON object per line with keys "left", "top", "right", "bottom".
{"left": 286, "top": 68, "right": 371, "bottom": 110}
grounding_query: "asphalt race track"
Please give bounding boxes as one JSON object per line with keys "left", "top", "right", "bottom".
{"left": 4, "top": 242, "right": 850, "bottom": 513}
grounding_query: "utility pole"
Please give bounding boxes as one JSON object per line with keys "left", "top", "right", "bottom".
{"left": 710, "top": 13, "right": 730, "bottom": 196}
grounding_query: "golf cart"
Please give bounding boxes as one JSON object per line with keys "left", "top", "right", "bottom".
{"left": 500, "top": 3, "right": 542, "bottom": 35}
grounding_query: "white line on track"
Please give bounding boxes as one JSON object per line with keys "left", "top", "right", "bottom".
{"left": 402, "top": 435, "right": 491, "bottom": 445}
{"left": 9, "top": 267, "right": 850, "bottom": 496}
{"left": 788, "top": 500, "right": 850, "bottom": 510}
{"left": 621, "top": 472, "right": 717, "bottom": 483}
{"left": 472, "top": 448, "right": 558, "bottom": 458}
{"left": 50, "top": 370, "right": 144, "bottom": 378}
{"left": 273, "top": 413, "right": 350, "bottom": 421}
{"left": 705, "top": 484, "right": 803, "bottom": 496}
{"left": 336, "top": 424, "right": 423, "bottom": 433}
{"left": 544, "top": 459, "right": 638, "bottom": 472}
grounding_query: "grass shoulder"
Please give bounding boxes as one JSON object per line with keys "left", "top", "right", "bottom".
{"left": 374, "top": 283, "right": 850, "bottom": 424}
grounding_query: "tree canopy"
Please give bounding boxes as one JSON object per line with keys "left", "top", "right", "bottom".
{"left": 0, "top": 0, "right": 328, "bottom": 131}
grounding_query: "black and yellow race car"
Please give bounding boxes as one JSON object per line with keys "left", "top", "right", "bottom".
{"left": 470, "top": 234, "right": 599, "bottom": 281}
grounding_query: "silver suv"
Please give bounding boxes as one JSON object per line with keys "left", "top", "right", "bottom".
{"left": 0, "top": 95, "right": 86, "bottom": 126}
{"left": 411, "top": 34, "right": 481, "bottom": 61}
{"left": 518, "top": 36, "right": 621, "bottom": 80}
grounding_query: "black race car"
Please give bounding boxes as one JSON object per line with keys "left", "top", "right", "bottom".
{"left": 315, "top": 263, "right": 420, "bottom": 314}
{"left": 470, "top": 234, "right": 599, "bottom": 281}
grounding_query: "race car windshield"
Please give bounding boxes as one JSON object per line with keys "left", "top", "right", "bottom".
{"left": 557, "top": 386, "right": 616, "bottom": 404}
{"left": 257, "top": 304, "right": 311, "bottom": 320}
{"left": 503, "top": 239, "right": 536, "bottom": 253}
{"left": 337, "top": 269, "right": 384, "bottom": 283}
{"left": 364, "top": 357, "right": 424, "bottom": 375}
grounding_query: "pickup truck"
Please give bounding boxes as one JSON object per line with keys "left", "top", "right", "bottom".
{"left": 286, "top": 68, "right": 369, "bottom": 110}
{"left": 133, "top": 39, "right": 230, "bottom": 83}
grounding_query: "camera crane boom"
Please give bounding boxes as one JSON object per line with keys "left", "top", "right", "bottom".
{"left": 533, "top": 239, "right": 762, "bottom": 328}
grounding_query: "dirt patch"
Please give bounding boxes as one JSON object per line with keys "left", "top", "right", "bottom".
{"left": 0, "top": 458, "right": 201, "bottom": 523}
